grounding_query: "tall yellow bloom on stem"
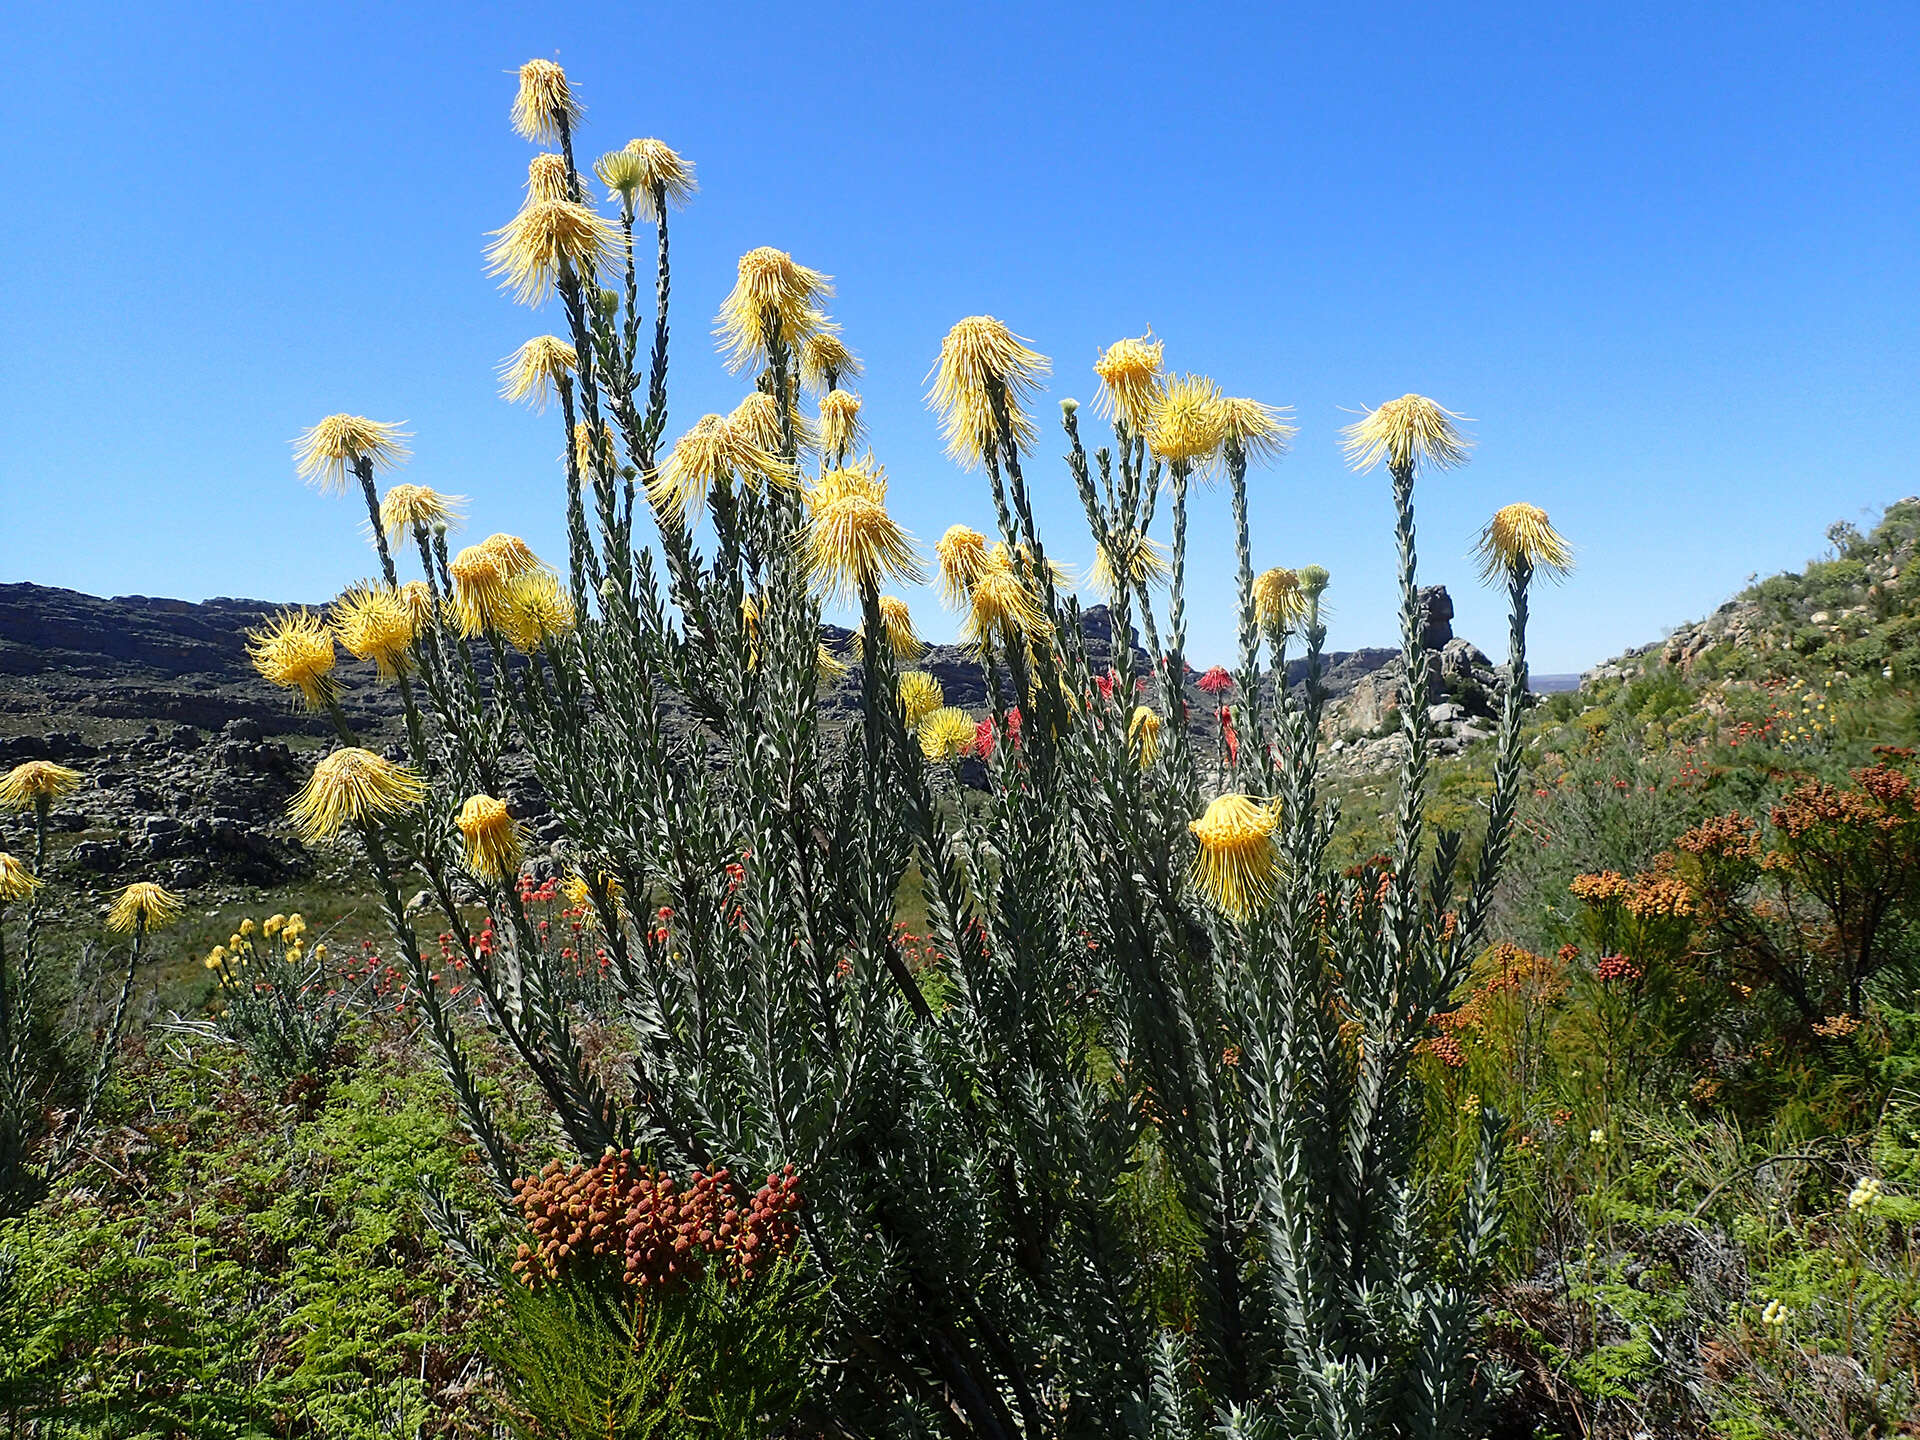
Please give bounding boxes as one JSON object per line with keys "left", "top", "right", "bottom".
{"left": 1090, "top": 528, "right": 1171, "bottom": 597}
{"left": 106, "top": 881, "right": 184, "bottom": 934}
{"left": 1147, "top": 374, "right": 1228, "bottom": 471}
{"left": 0, "top": 761, "right": 83, "bottom": 812}
{"left": 818, "top": 389, "right": 863, "bottom": 458}
{"left": 918, "top": 707, "right": 976, "bottom": 763}
{"left": 511, "top": 59, "right": 582, "bottom": 146}
{"left": 935, "top": 525, "right": 991, "bottom": 606}
{"left": 0, "top": 854, "right": 39, "bottom": 904}
{"left": 816, "top": 644, "right": 850, "bottom": 683}
{"left": 854, "top": 596, "right": 920, "bottom": 662}
{"left": 499, "top": 570, "right": 577, "bottom": 651}
{"left": 487, "top": 198, "right": 623, "bottom": 307}
{"left": 524, "top": 151, "right": 576, "bottom": 205}
{"left": 290, "top": 748, "right": 427, "bottom": 843}
{"left": 332, "top": 584, "right": 418, "bottom": 680}
{"left": 378, "top": 484, "right": 466, "bottom": 542}
{"left": 1339, "top": 394, "right": 1472, "bottom": 475}
{"left": 1187, "top": 794, "right": 1280, "bottom": 920}
{"left": 499, "top": 335, "right": 578, "bottom": 411}
{"left": 595, "top": 138, "right": 698, "bottom": 218}
{"left": 1253, "top": 567, "right": 1306, "bottom": 632}
{"left": 293, "top": 415, "right": 411, "bottom": 495}
{"left": 647, "top": 413, "right": 790, "bottom": 519}
{"left": 448, "top": 545, "right": 512, "bottom": 636}
{"left": 799, "top": 328, "right": 862, "bottom": 393}
{"left": 802, "top": 459, "right": 924, "bottom": 602}
{"left": 715, "top": 247, "right": 832, "bottom": 373}
{"left": 926, "top": 316, "right": 1049, "bottom": 469}
{"left": 897, "top": 672, "right": 944, "bottom": 728}
{"left": 481, "top": 533, "right": 546, "bottom": 579}
{"left": 1218, "top": 397, "right": 1296, "bottom": 464}
{"left": 964, "top": 552, "right": 1053, "bottom": 650}
{"left": 1473, "top": 503, "right": 1574, "bottom": 583}
{"left": 456, "top": 794, "right": 525, "bottom": 883}
{"left": 1092, "top": 332, "right": 1165, "bottom": 435}
{"left": 1128, "top": 706, "right": 1163, "bottom": 766}
{"left": 728, "top": 390, "right": 817, "bottom": 463}
{"left": 248, "top": 609, "right": 339, "bottom": 709}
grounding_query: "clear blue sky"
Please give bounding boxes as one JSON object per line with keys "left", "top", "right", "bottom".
{"left": 3, "top": 2, "right": 1916, "bottom": 673}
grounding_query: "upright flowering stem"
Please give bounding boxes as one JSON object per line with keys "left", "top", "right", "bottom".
{"left": 1167, "top": 460, "right": 1193, "bottom": 732}
{"left": 1385, "top": 460, "right": 1430, "bottom": 966}
{"left": 555, "top": 376, "right": 600, "bottom": 605}
{"left": 1454, "top": 559, "right": 1532, "bottom": 960}
{"left": 53, "top": 922, "right": 145, "bottom": 1173}
{"left": 1226, "top": 438, "right": 1262, "bottom": 767}
{"left": 354, "top": 457, "right": 400, "bottom": 588}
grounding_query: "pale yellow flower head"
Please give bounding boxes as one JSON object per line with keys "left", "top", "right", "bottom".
{"left": 918, "top": 707, "right": 976, "bottom": 763}
{"left": 525, "top": 151, "right": 576, "bottom": 205}
{"left": 481, "top": 533, "right": 545, "bottom": 579}
{"left": 1253, "top": 567, "right": 1307, "bottom": 632}
{"left": 397, "top": 581, "right": 435, "bottom": 628}
{"left": 456, "top": 794, "right": 524, "bottom": 883}
{"left": 1128, "top": 706, "right": 1162, "bottom": 766}
{"left": 802, "top": 458, "right": 925, "bottom": 603}
{"left": 799, "top": 328, "right": 862, "bottom": 393}
{"left": 573, "top": 419, "right": 619, "bottom": 478}
{"left": 728, "top": 390, "right": 817, "bottom": 463}
{"left": 816, "top": 644, "right": 850, "bottom": 684}
{"left": 1147, "top": 374, "right": 1228, "bottom": 469}
{"left": 107, "top": 881, "right": 184, "bottom": 935}
{"left": 648, "top": 412, "right": 793, "bottom": 520}
{"left": 1090, "top": 528, "right": 1170, "bottom": 598}
{"left": 935, "top": 525, "right": 991, "bottom": 607}
{"left": 498, "top": 335, "right": 578, "bottom": 411}
{"left": 964, "top": 552, "right": 1053, "bottom": 650}
{"left": 248, "top": 609, "right": 338, "bottom": 709}
{"left": 1187, "top": 794, "right": 1280, "bottom": 921}
{"left": 290, "top": 747, "right": 427, "bottom": 843}
{"left": 332, "top": 584, "right": 418, "bottom": 681}
{"left": 1475, "top": 503, "right": 1574, "bottom": 583}
{"left": 293, "top": 415, "right": 411, "bottom": 495}
{"left": 897, "top": 671, "right": 945, "bottom": 728}
{"left": 818, "top": 389, "right": 864, "bottom": 458}
{"left": 854, "top": 595, "right": 920, "bottom": 663}
{"left": 378, "top": 483, "right": 466, "bottom": 542}
{"left": 595, "top": 138, "right": 698, "bottom": 219}
{"left": 1340, "top": 394, "right": 1472, "bottom": 476}
{"left": 715, "top": 247, "right": 832, "bottom": 373}
{"left": 927, "top": 316, "right": 1049, "bottom": 470}
{"left": 498, "top": 570, "right": 577, "bottom": 651}
{"left": 1092, "top": 332, "right": 1165, "bottom": 434}
{"left": 447, "top": 545, "right": 513, "bottom": 636}
{"left": 486, "top": 199, "right": 623, "bottom": 307}
{"left": 511, "top": 59, "right": 582, "bottom": 145}
{"left": 0, "top": 853, "right": 39, "bottom": 905}
{"left": 1218, "top": 397, "right": 1296, "bottom": 465}
{"left": 0, "top": 760, "right": 84, "bottom": 811}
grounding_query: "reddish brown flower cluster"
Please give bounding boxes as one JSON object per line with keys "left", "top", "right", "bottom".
{"left": 1675, "top": 812, "right": 1762, "bottom": 863}
{"left": 511, "top": 1152, "right": 802, "bottom": 1292}
{"left": 1594, "top": 953, "right": 1645, "bottom": 985}
{"left": 1771, "top": 764, "right": 1918, "bottom": 840}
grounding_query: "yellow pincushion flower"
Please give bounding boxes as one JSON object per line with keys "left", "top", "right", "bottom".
{"left": 647, "top": 413, "right": 791, "bottom": 519}
{"left": 1253, "top": 567, "right": 1306, "bottom": 631}
{"left": 918, "top": 707, "right": 976, "bottom": 763}
{"left": 595, "top": 138, "right": 698, "bottom": 218}
{"left": 524, "top": 151, "right": 576, "bottom": 205}
{"left": 499, "top": 570, "right": 577, "bottom": 651}
{"left": 897, "top": 671, "right": 944, "bottom": 728}
{"left": 927, "top": 316, "right": 1049, "bottom": 469}
{"left": 293, "top": 415, "right": 411, "bottom": 495}
{"left": 397, "top": 581, "right": 435, "bottom": 628}
{"left": 448, "top": 545, "right": 512, "bottom": 636}
{"left": 935, "top": 525, "right": 991, "bottom": 606}
{"left": 728, "top": 390, "right": 817, "bottom": 462}
{"left": 854, "top": 595, "right": 921, "bottom": 663}
{"left": 1218, "top": 397, "right": 1296, "bottom": 464}
{"left": 818, "top": 389, "right": 864, "bottom": 458}
{"left": 816, "top": 644, "right": 850, "bottom": 683}
{"left": 456, "top": 794, "right": 525, "bottom": 883}
{"left": 480, "top": 533, "right": 545, "bottom": 579}
{"left": 332, "top": 584, "right": 418, "bottom": 680}
{"left": 511, "top": 59, "right": 582, "bottom": 145}
{"left": 573, "top": 420, "right": 619, "bottom": 479}
{"left": 1473, "top": 503, "right": 1574, "bottom": 583}
{"left": 715, "top": 247, "right": 832, "bottom": 373}
{"left": 1092, "top": 332, "right": 1165, "bottom": 434}
{"left": 0, "top": 853, "right": 40, "bottom": 905}
{"left": 799, "top": 328, "right": 862, "bottom": 393}
{"left": 290, "top": 748, "right": 427, "bottom": 843}
{"left": 106, "top": 881, "right": 184, "bottom": 934}
{"left": 0, "top": 760, "right": 84, "bottom": 811}
{"left": 248, "top": 609, "right": 339, "bottom": 710}
{"left": 378, "top": 484, "right": 466, "bottom": 542}
{"left": 1187, "top": 794, "right": 1280, "bottom": 920}
{"left": 487, "top": 198, "right": 624, "bottom": 307}
{"left": 1339, "top": 394, "right": 1472, "bottom": 475}
{"left": 499, "top": 335, "right": 578, "bottom": 411}
{"left": 802, "top": 458, "right": 925, "bottom": 603}
{"left": 1147, "top": 374, "right": 1228, "bottom": 469}
{"left": 964, "top": 553, "right": 1052, "bottom": 650}
{"left": 1128, "top": 706, "right": 1162, "bottom": 766}
{"left": 1090, "top": 528, "right": 1171, "bottom": 598}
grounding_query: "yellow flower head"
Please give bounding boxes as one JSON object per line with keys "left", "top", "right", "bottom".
{"left": 562, "top": 867, "right": 626, "bottom": 926}
{"left": 927, "top": 316, "right": 1049, "bottom": 470}
{"left": 331, "top": 584, "right": 418, "bottom": 680}
{"left": 595, "top": 138, "right": 698, "bottom": 219}
{"left": 854, "top": 595, "right": 921, "bottom": 663}
{"left": 897, "top": 671, "right": 945, "bottom": 728}
{"left": 1218, "top": 397, "right": 1296, "bottom": 465}
{"left": 1474, "top": 503, "right": 1574, "bottom": 584}
{"left": 1147, "top": 374, "right": 1228, "bottom": 469}
{"left": 525, "top": 151, "right": 577, "bottom": 205}
{"left": 1090, "top": 528, "right": 1171, "bottom": 598}
{"left": 0, "top": 760, "right": 84, "bottom": 811}
{"left": 647, "top": 413, "right": 789, "bottom": 519}
{"left": 991, "top": 541, "right": 1072, "bottom": 591}
{"left": 802, "top": 458, "right": 925, "bottom": 603}
{"left": 480, "top": 533, "right": 545, "bottom": 579}
{"left": 107, "top": 881, "right": 184, "bottom": 934}
{"left": 818, "top": 389, "right": 864, "bottom": 458}
{"left": 397, "top": 580, "right": 435, "bottom": 628}
{"left": 511, "top": 59, "right": 582, "bottom": 145}
{"left": 919, "top": 707, "right": 976, "bottom": 762}
{"left": 1339, "top": 394, "right": 1472, "bottom": 476}
{"left": 965, "top": 552, "right": 1053, "bottom": 650}
{"left": 290, "top": 747, "right": 427, "bottom": 844}
{"left": 1128, "top": 706, "right": 1163, "bottom": 766}
{"left": 935, "top": 525, "right": 991, "bottom": 606}
{"left": 572, "top": 419, "right": 619, "bottom": 478}
{"left": 1092, "top": 332, "right": 1165, "bottom": 434}
{"left": 498, "top": 335, "right": 578, "bottom": 411}
{"left": 0, "top": 853, "right": 39, "bottom": 904}
{"left": 263, "top": 913, "right": 285, "bottom": 939}
{"left": 1298, "top": 564, "right": 1331, "bottom": 600}
{"left": 247, "top": 609, "right": 338, "bottom": 709}
{"left": 378, "top": 483, "right": 466, "bottom": 542}
{"left": 456, "top": 794, "right": 524, "bottom": 883}
{"left": 816, "top": 643, "right": 850, "bottom": 683}
{"left": 1187, "top": 794, "right": 1280, "bottom": 921}
{"left": 448, "top": 545, "right": 511, "bottom": 636}
{"left": 728, "top": 390, "right": 817, "bottom": 463}
{"left": 799, "top": 328, "right": 862, "bottom": 393}
{"left": 1253, "top": 567, "right": 1306, "bottom": 632}
{"left": 486, "top": 198, "right": 623, "bottom": 307}
{"left": 715, "top": 247, "right": 832, "bottom": 373}
{"left": 498, "top": 570, "right": 577, "bottom": 651}
{"left": 293, "top": 415, "right": 411, "bottom": 495}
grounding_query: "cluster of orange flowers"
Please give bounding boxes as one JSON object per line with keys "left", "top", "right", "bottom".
{"left": 1569, "top": 868, "right": 1694, "bottom": 920}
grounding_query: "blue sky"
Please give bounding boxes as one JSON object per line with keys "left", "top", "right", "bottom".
{"left": 3, "top": 2, "right": 1916, "bottom": 673}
